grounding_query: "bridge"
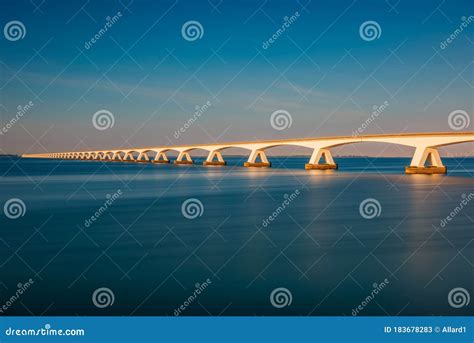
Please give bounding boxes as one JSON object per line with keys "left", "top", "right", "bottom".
{"left": 22, "top": 132, "right": 474, "bottom": 174}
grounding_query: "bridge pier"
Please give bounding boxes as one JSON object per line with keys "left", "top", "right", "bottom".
{"left": 123, "top": 152, "right": 135, "bottom": 162}
{"left": 203, "top": 151, "right": 226, "bottom": 166}
{"left": 153, "top": 152, "right": 170, "bottom": 164}
{"left": 305, "top": 148, "right": 338, "bottom": 170}
{"left": 244, "top": 150, "right": 271, "bottom": 167}
{"left": 136, "top": 152, "right": 150, "bottom": 163}
{"left": 405, "top": 147, "right": 446, "bottom": 174}
{"left": 112, "top": 152, "right": 123, "bottom": 162}
{"left": 174, "top": 151, "right": 193, "bottom": 165}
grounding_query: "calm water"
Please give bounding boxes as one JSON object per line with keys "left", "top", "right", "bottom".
{"left": 1, "top": 157, "right": 473, "bottom": 316}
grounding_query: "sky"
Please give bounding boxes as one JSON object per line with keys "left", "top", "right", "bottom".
{"left": 0, "top": 0, "right": 473, "bottom": 156}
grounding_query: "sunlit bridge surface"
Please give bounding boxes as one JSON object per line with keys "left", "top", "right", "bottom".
{"left": 22, "top": 132, "right": 474, "bottom": 175}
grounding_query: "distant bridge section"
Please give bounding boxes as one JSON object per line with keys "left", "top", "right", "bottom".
{"left": 22, "top": 132, "right": 474, "bottom": 174}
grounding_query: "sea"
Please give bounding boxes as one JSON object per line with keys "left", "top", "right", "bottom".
{"left": 1, "top": 156, "right": 473, "bottom": 316}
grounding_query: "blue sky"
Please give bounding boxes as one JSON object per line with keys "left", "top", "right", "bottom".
{"left": 0, "top": 0, "right": 473, "bottom": 155}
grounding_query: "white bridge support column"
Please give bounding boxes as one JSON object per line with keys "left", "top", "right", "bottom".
{"left": 405, "top": 147, "right": 446, "bottom": 174}
{"left": 153, "top": 152, "right": 170, "bottom": 164}
{"left": 203, "top": 151, "right": 226, "bottom": 166}
{"left": 174, "top": 151, "right": 193, "bottom": 165}
{"left": 244, "top": 150, "right": 271, "bottom": 167}
{"left": 305, "top": 148, "right": 338, "bottom": 170}
{"left": 111, "top": 152, "right": 122, "bottom": 162}
{"left": 137, "top": 152, "right": 150, "bottom": 163}
{"left": 123, "top": 152, "right": 135, "bottom": 162}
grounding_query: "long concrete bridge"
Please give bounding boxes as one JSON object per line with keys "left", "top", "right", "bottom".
{"left": 22, "top": 132, "right": 474, "bottom": 174}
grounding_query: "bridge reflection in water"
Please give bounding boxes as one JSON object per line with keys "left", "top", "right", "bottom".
{"left": 22, "top": 132, "right": 474, "bottom": 174}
